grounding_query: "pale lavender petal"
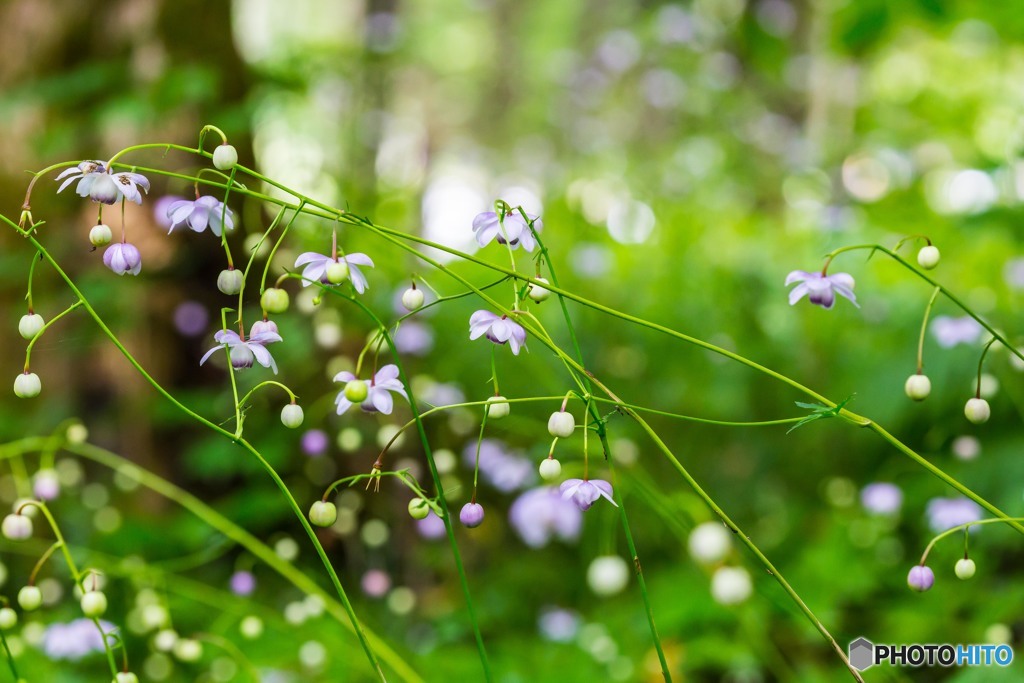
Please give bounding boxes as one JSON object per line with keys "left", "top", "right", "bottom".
{"left": 344, "top": 253, "right": 374, "bottom": 267}
{"left": 787, "top": 283, "right": 809, "bottom": 305}
{"left": 295, "top": 252, "right": 330, "bottom": 267}
{"left": 249, "top": 344, "right": 278, "bottom": 374}
{"left": 370, "top": 388, "right": 394, "bottom": 414}
{"left": 333, "top": 371, "right": 357, "bottom": 383}
{"left": 348, "top": 264, "right": 369, "bottom": 293}
{"left": 784, "top": 270, "right": 811, "bottom": 286}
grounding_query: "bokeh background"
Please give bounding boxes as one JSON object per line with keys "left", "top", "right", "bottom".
{"left": 1, "top": 0, "right": 1024, "bottom": 681}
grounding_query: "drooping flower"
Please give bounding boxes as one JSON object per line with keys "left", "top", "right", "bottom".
{"left": 558, "top": 478, "right": 617, "bottom": 511}
{"left": 103, "top": 242, "right": 142, "bottom": 276}
{"left": 294, "top": 251, "right": 375, "bottom": 293}
{"left": 785, "top": 270, "right": 858, "bottom": 309}
{"left": 199, "top": 324, "right": 283, "bottom": 374}
{"left": 907, "top": 565, "right": 935, "bottom": 592}
{"left": 469, "top": 310, "right": 527, "bottom": 355}
{"left": 56, "top": 162, "right": 150, "bottom": 204}
{"left": 509, "top": 487, "right": 582, "bottom": 548}
{"left": 333, "top": 364, "right": 407, "bottom": 415}
{"left": 165, "top": 196, "right": 235, "bottom": 236}
{"left": 472, "top": 210, "right": 543, "bottom": 251}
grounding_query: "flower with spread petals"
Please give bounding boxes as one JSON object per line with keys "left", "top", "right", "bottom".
{"left": 333, "top": 364, "right": 408, "bottom": 415}
{"left": 472, "top": 210, "right": 543, "bottom": 251}
{"left": 469, "top": 310, "right": 527, "bottom": 355}
{"left": 103, "top": 242, "right": 142, "bottom": 276}
{"left": 56, "top": 162, "right": 150, "bottom": 204}
{"left": 558, "top": 478, "right": 617, "bottom": 511}
{"left": 165, "top": 196, "right": 235, "bottom": 236}
{"left": 200, "top": 324, "right": 282, "bottom": 374}
{"left": 294, "top": 251, "right": 375, "bottom": 293}
{"left": 785, "top": 270, "right": 858, "bottom": 309}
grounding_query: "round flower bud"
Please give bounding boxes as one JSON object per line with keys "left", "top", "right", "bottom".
{"left": 213, "top": 144, "right": 238, "bottom": 171}
{"left": 904, "top": 374, "right": 931, "bottom": 401}
{"left": 344, "top": 380, "right": 369, "bottom": 403}
{"left": 173, "top": 637, "right": 203, "bottom": 662}
{"left": 401, "top": 287, "right": 424, "bottom": 311}
{"left": 240, "top": 615, "right": 263, "bottom": 639}
{"left": 485, "top": 396, "right": 509, "bottom": 419}
{"left": 0, "top": 607, "right": 17, "bottom": 630}
{"left": 18, "top": 586, "right": 41, "bottom": 611}
{"left": 917, "top": 245, "right": 940, "bottom": 270}
{"left": 261, "top": 288, "right": 290, "bottom": 314}
{"left": 964, "top": 397, "right": 991, "bottom": 424}
{"left": 33, "top": 469, "right": 60, "bottom": 501}
{"left": 907, "top": 565, "right": 935, "bottom": 592}
{"left": 14, "top": 372, "right": 41, "bottom": 399}
{"left": 688, "top": 521, "right": 732, "bottom": 565}
{"left": 460, "top": 502, "right": 484, "bottom": 528}
{"left": 217, "top": 269, "right": 244, "bottom": 295}
{"left": 309, "top": 501, "right": 338, "bottom": 528}
{"left": 547, "top": 411, "right": 575, "bottom": 439}
{"left": 89, "top": 223, "right": 113, "bottom": 247}
{"left": 587, "top": 555, "right": 630, "bottom": 596}
{"left": 955, "top": 558, "right": 976, "bottom": 580}
{"left": 528, "top": 277, "right": 551, "bottom": 303}
{"left": 81, "top": 590, "right": 108, "bottom": 618}
{"left": 326, "top": 261, "right": 350, "bottom": 284}
{"left": 280, "top": 404, "right": 304, "bottom": 429}
{"left": 408, "top": 498, "right": 430, "bottom": 520}
{"left": 711, "top": 566, "right": 753, "bottom": 605}
{"left": 538, "top": 458, "right": 561, "bottom": 481}
{"left": 114, "top": 673, "right": 140, "bottom": 683}
{"left": 2, "top": 514, "right": 32, "bottom": 541}
{"left": 18, "top": 313, "right": 44, "bottom": 340}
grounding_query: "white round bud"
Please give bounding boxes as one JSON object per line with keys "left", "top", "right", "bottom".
{"left": 401, "top": 287, "right": 425, "bottom": 311}
{"left": 710, "top": 566, "right": 753, "bottom": 605}
{"left": 18, "top": 314, "right": 44, "bottom": 340}
{"left": 917, "top": 245, "right": 940, "bottom": 269}
{"left": 213, "top": 144, "right": 238, "bottom": 171}
{"left": 0, "top": 608, "right": 16, "bottom": 630}
{"left": 964, "top": 397, "right": 991, "bottom": 424}
{"left": 344, "top": 380, "right": 368, "bottom": 403}
{"left": 114, "top": 672, "right": 140, "bottom": 683}
{"left": 309, "top": 501, "right": 338, "bottom": 527}
{"left": 528, "top": 277, "right": 551, "bottom": 302}
{"left": 217, "top": 269, "right": 243, "bottom": 295}
{"left": 586, "top": 555, "right": 630, "bottom": 596}
{"left": 81, "top": 590, "right": 108, "bottom": 618}
{"left": 17, "top": 586, "right": 41, "bottom": 611}
{"left": 173, "top": 637, "right": 203, "bottom": 662}
{"left": 688, "top": 521, "right": 732, "bottom": 564}
{"left": 485, "top": 396, "right": 509, "bottom": 419}
{"left": 407, "top": 499, "right": 430, "bottom": 520}
{"left": 538, "top": 458, "right": 561, "bottom": 481}
{"left": 547, "top": 411, "right": 575, "bottom": 439}
{"left": 14, "top": 372, "right": 41, "bottom": 398}
{"left": 280, "top": 404, "right": 304, "bottom": 429}
{"left": 326, "top": 261, "right": 350, "bottom": 284}
{"left": 89, "top": 223, "right": 112, "bottom": 247}
{"left": 955, "top": 558, "right": 976, "bottom": 580}
{"left": 904, "top": 374, "right": 931, "bottom": 401}
{"left": 2, "top": 514, "right": 32, "bottom": 541}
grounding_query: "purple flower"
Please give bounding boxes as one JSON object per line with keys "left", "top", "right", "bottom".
{"left": 472, "top": 210, "right": 543, "bottom": 252}
{"left": 153, "top": 195, "right": 185, "bottom": 230}
{"left": 250, "top": 319, "right": 279, "bottom": 337}
{"left": 103, "top": 242, "right": 142, "bottom": 276}
{"left": 301, "top": 429, "right": 329, "bottom": 457}
{"left": 559, "top": 478, "right": 617, "bottom": 511}
{"left": 460, "top": 502, "right": 485, "bottom": 528}
{"left": 165, "top": 196, "right": 235, "bottom": 236}
{"left": 294, "top": 251, "right": 375, "bottom": 293}
{"left": 333, "top": 364, "right": 407, "bottom": 415}
{"left": 200, "top": 324, "right": 283, "bottom": 374}
{"left": 930, "top": 316, "right": 983, "bottom": 348}
{"left": 56, "top": 162, "right": 150, "bottom": 204}
{"left": 907, "top": 565, "right": 934, "bottom": 592}
{"left": 230, "top": 570, "right": 256, "bottom": 596}
{"left": 509, "top": 487, "right": 582, "bottom": 547}
{"left": 469, "top": 310, "right": 527, "bottom": 355}
{"left": 926, "top": 497, "right": 982, "bottom": 532}
{"left": 861, "top": 482, "right": 903, "bottom": 516}
{"left": 40, "top": 619, "right": 115, "bottom": 660}
{"left": 785, "top": 270, "right": 858, "bottom": 309}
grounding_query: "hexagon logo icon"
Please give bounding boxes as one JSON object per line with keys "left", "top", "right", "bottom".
{"left": 849, "top": 637, "right": 874, "bottom": 671}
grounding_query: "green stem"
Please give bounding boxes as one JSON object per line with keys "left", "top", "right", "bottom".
{"left": 23, "top": 300, "right": 83, "bottom": 371}
{"left": 237, "top": 381, "right": 297, "bottom": 407}
{"left": 0, "top": 627, "right": 19, "bottom": 682}
{"left": 919, "top": 517, "right": 1024, "bottom": 565}
{"left": 975, "top": 337, "right": 998, "bottom": 399}
{"left": 916, "top": 287, "right": 940, "bottom": 373}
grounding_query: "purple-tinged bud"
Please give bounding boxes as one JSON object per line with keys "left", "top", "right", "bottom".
{"left": 547, "top": 411, "right": 575, "bottom": 438}
{"left": 14, "top": 372, "right": 41, "bottom": 398}
{"left": 408, "top": 499, "right": 430, "bottom": 520}
{"left": 460, "top": 502, "right": 485, "bottom": 528}
{"left": 401, "top": 287, "right": 424, "bottom": 311}
{"left": 955, "top": 558, "right": 976, "bottom": 580}
{"left": 261, "top": 288, "right": 289, "bottom": 314}
{"left": 485, "top": 396, "right": 509, "bottom": 419}
{"left": 217, "top": 269, "right": 243, "bottom": 295}
{"left": 88, "top": 174, "right": 120, "bottom": 204}
{"left": 907, "top": 565, "right": 935, "bottom": 592}
{"left": 228, "top": 344, "right": 255, "bottom": 369}
{"left": 103, "top": 242, "right": 142, "bottom": 276}
{"left": 964, "top": 398, "right": 990, "bottom": 424}
{"left": 18, "top": 313, "right": 44, "bottom": 340}
{"left": 250, "top": 320, "right": 279, "bottom": 337}
{"left": 309, "top": 501, "right": 338, "bottom": 527}
{"left": 280, "top": 404, "right": 304, "bottom": 428}
{"left": 213, "top": 144, "right": 238, "bottom": 171}
{"left": 904, "top": 374, "right": 931, "bottom": 401}
{"left": 917, "top": 246, "right": 940, "bottom": 270}
{"left": 81, "top": 590, "right": 108, "bottom": 618}
{"left": 18, "top": 585, "right": 41, "bottom": 611}
{"left": 89, "top": 223, "right": 112, "bottom": 246}
{"left": 2, "top": 514, "right": 32, "bottom": 540}
{"left": 33, "top": 469, "right": 60, "bottom": 501}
